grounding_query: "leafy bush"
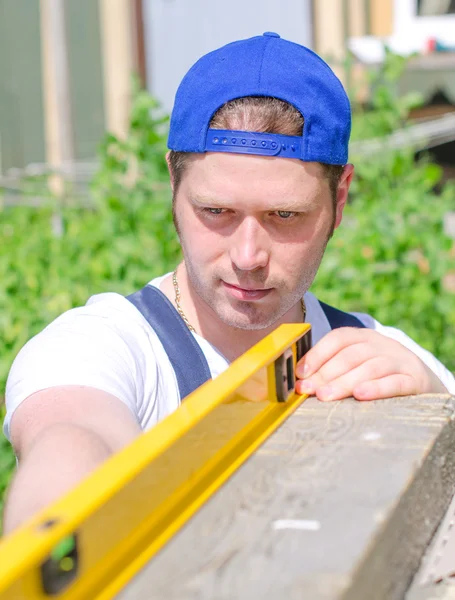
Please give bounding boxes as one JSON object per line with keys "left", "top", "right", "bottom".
{"left": 312, "top": 151, "right": 455, "bottom": 372}
{"left": 311, "top": 49, "right": 455, "bottom": 371}
{"left": 351, "top": 47, "right": 424, "bottom": 140}
{"left": 0, "top": 404, "right": 15, "bottom": 524}
{"left": 0, "top": 88, "right": 180, "bottom": 391}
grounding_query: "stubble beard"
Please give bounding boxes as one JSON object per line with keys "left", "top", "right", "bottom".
{"left": 181, "top": 232, "right": 332, "bottom": 331}
{"left": 174, "top": 192, "right": 336, "bottom": 331}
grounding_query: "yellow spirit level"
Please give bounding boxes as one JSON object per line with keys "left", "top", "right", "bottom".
{"left": 0, "top": 323, "right": 311, "bottom": 600}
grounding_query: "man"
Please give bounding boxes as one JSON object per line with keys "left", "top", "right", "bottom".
{"left": 3, "top": 32, "right": 454, "bottom": 533}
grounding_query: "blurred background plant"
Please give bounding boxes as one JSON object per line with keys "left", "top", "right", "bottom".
{"left": 350, "top": 47, "right": 425, "bottom": 139}
{"left": 0, "top": 51, "right": 454, "bottom": 527}
{"left": 311, "top": 48, "right": 455, "bottom": 366}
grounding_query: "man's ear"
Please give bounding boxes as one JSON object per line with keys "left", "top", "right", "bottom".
{"left": 334, "top": 164, "right": 354, "bottom": 230}
{"left": 165, "top": 151, "right": 174, "bottom": 192}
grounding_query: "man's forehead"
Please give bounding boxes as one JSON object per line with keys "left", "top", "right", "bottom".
{"left": 184, "top": 159, "right": 327, "bottom": 210}
{"left": 185, "top": 150, "right": 325, "bottom": 181}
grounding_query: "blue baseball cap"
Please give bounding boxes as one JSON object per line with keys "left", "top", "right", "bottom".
{"left": 168, "top": 32, "right": 351, "bottom": 165}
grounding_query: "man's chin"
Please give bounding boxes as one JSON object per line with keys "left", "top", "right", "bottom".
{"left": 218, "top": 307, "right": 280, "bottom": 331}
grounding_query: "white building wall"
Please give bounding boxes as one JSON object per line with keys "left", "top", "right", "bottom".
{"left": 142, "top": 0, "right": 313, "bottom": 114}
{"left": 393, "top": 0, "right": 455, "bottom": 52}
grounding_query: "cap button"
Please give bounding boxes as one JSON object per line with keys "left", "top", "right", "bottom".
{"left": 263, "top": 32, "right": 280, "bottom": 38}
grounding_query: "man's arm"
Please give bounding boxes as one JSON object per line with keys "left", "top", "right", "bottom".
{"left": 2, "top": 385, "right": 141, "bottom": 535}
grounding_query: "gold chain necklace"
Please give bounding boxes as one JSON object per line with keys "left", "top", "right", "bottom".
{"left": 173, "top": 270, "right": 196, "bottom": 333}
{"left": 172, "top": 270, "right": 306, "bottom": 333}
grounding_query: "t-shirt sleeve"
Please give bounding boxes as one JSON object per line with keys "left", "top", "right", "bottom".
{"left": 352, "top": 312, "right": 455, "bottom": 395}
{"left": 3, "top": 298, "right": 154, "bottom": 442}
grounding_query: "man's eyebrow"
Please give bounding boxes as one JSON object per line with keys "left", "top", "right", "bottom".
{"left": 270, "top": 198, "right": 314, "bottom": 211}
{"left": 189, "top": 194, "right": 315, "bottom": 211}
{"left": 189, "top": 195, "right": 224, "bottom": 206}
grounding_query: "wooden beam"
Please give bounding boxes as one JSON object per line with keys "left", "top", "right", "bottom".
{"left": 350, "top": 113, "right": 455, "bottom": 156}
{"left": 133, "top": 0, "right": 147, "bottom": 89}
{"left": 118, "top": 394, "right": 455, "bottom": 600}
{"left": 312, "top": 0, "right": 347, "bottom": 84}
{"left": 39, "top": 0, "right": 74, "bottom": 170}
{"left": 39, "top": 0, "right": 74, "bottom": 235}
{"left": 346, "top": 0, "right": 370, "bottom": 102}
{"left": 348, "top": 0, "right": 368, "bottom": 36}
{"left": 99, "top": 0, "right": 135, "bottom": 138}
{"left": 370, "top": 0, "right": 394, "bottom": 36}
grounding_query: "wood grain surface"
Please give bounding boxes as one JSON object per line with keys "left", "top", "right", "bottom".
{"left": 117, "top": 394, "right": 455, "bottom": 600}
{"left": 407, "top": 580, "right": 455, "bottom": 600}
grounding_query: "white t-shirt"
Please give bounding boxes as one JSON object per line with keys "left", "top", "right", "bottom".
{"left": 4, "top": 274, "right": 455, "bottom": 441}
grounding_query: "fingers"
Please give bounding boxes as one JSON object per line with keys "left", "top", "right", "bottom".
{"left": 296, "top": 356, "right": 409, "bottom": 401}
{"left": 303, "top": 342, "right": 377, "bottom": 386}
{"left": 353, "top": 374, "right": 418, "bottom": 401}
{"left": 294, "top": 327, "right": 439, "bottom": 402}
{"left": 296, "top": 328, "right": 372, "bottom": 379}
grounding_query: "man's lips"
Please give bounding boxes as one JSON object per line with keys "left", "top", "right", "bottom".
{"left": 222, "top": 281, "right": 272, "bottom": 300}
{"left": 225, "top": 282, "right": 270, "bottom": 291}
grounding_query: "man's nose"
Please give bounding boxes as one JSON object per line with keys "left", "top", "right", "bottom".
{"left": 229, "top": 218, "right": 269, "bottom": 271}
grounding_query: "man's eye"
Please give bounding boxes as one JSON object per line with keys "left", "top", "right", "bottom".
{"left": 205, "top": 208, "right": 224, "bottom": 215}
{"left": 276, "top": 211, "right": 296, "bottom": 219}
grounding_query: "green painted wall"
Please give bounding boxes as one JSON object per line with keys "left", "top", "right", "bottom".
{"left": 0, "top": 0, "right": 106, "bottom": 173}
{"left": 0, "top": 0, "right": 45, "bottom": 173}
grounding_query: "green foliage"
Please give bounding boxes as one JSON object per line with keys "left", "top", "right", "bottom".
{"left": 0, "top": 103, "right": 180, "bottom": 388}
{"left": 311, "top": 48, "right": 454, "bottom": 372}
{"left": 0, "top": 404, "right": 14, "bottom": 533}
{"left": 312, "top": 152, "right": 455, "bottom": 371}
{"left": 351, "top": 47, "right": 424, "bottom": 140}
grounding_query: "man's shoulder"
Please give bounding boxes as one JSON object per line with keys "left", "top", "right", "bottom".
{"left": 51, "top": 276, "right": 167, "bottom": 331}
{"left": 32, "top": 291, "right": 145, "bottom": 342}
{"left": 305, "top": 292, "right": 376, "bottom": 331}
{"left": 4, "top": 279, "right": 180, "bottom": 440}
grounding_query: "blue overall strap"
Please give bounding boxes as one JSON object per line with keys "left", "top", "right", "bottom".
{"left": 127, "top": 285, "right": 212, "bottom": 400}
{"left": 319, "top": 301, "right": 367, "bottom": 329}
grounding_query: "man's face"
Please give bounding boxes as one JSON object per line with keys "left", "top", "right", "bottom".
{"left": 171, "top": 152, "right": 349, "bottom": 330}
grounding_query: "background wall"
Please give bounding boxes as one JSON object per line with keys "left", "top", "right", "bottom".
{"left": 142, "top": 0, "right": 313, "bottom": 113}
{"left": 0, "top": 0, "right": 45, "bottom": 173}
